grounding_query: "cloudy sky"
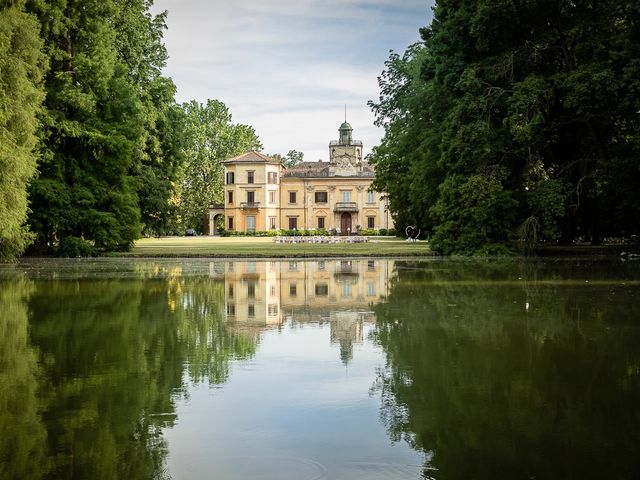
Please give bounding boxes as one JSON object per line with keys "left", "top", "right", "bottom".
{"left": 151, "top": 0, "right": 434, "bottom": 161}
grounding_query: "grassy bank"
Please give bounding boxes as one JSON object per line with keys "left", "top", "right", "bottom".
{"left": 120, "top": 236, "right": 433, "bottom": 258}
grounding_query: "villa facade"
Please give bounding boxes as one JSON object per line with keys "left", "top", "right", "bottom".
{"left": 208, "top": 122, "right": 393, "bottom": 234}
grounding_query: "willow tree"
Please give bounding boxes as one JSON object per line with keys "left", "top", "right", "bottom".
{"left": 0, "top": 1, "right": 46, "bottom": 259}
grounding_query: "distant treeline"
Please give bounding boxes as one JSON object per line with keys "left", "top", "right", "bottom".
{"left": 369, "top": 0, "right": 640, "bottom": 254}
{"left": 0, "top": 0, "right": 260, "bottom": 258}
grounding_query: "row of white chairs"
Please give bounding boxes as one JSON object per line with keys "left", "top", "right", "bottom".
{"left": 273, "top": 236, "right": 369, "bottom": 244}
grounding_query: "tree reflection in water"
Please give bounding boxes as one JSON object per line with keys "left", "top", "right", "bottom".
{"left": 0, "top": 277, "right": 47, "bottom": 479}
{"left": 0, "top": 262, "right": 258, "bottom": 479}
{"left": 371, "top": 259, "right": 640, "bottom": 479}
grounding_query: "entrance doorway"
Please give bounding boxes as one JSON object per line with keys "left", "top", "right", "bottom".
{"left": 340, "top": 213, "right": 352, "bottom": 235}
{"left": 246, "top": 216, "right": 256, "bottom": 233}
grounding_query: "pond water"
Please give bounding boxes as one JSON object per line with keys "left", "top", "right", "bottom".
{"left": 1, "top": 257, "right": 639, "bottom": 479}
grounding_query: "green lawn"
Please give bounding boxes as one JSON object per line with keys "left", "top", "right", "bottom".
{"left": 123, "top": 236, "right": 433, "bottom": 258}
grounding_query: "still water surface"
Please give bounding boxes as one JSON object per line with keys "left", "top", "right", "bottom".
{"left": 1, "top": 257, "right": 639, "bottom": 479}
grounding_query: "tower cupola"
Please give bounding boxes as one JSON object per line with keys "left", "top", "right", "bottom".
{"left": 338, "top": 121, "right": 353, "bottom": 145}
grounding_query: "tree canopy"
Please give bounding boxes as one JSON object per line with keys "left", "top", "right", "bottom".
{"left": 270, "top": 149, "right": 304, "bottom": 169}
{"left": 370, "top": 0, "right": 640, "bottom": 254}
{"left": 23, "top": 0, "right": 184, "bottom": 255}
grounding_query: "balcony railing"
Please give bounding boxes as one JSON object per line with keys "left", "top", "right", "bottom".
{"left": 334, "top": 202, "right": 358, "bottom": 212}
{"left": 240, "top": 202, "right": 260, "bottom": 209}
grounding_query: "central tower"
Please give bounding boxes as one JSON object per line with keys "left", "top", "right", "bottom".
{"left": 329, "top": 121, "right": 363, "bottom": 175}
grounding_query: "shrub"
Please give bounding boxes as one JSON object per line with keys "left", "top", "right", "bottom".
{"left": 431, "top": 172, "right": 517, "bottom": 254}
{"left": 471, "top": 243, "right": 516, "bottom": 256}
{"left": 57, "top": 236, "right": 95, "bottom": 257}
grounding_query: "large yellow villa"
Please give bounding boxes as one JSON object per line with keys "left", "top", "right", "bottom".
{"left": 208, "top": 121, "right": 393, "bottom": 234}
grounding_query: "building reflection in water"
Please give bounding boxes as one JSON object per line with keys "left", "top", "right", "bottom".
{"left": 209, "top": 259, "right": 394, "bottom": 363}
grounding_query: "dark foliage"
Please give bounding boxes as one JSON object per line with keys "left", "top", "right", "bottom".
{"left": 370, "top": 0, "right": 640, "bottom": 254}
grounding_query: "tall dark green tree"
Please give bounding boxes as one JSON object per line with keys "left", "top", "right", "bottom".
{"left": 0, "top": 1, "right": 46, "bottom": 259}
{"left": 370, "top": 0, "right": 640, "bottom": 254}
{"left": 136, "top": 90, "right": 185, "bottom": 237}
{"left": 25, "top": 0, "right": 182, "bottom": 253}
{"left": 26, "top": 0, "right": 143, "bottom": 253}
{"left": 112, "top": 1, "right": 185, "bottom": 237}
{"left": 369, "top": 44, "right": 444, "bottom": 233}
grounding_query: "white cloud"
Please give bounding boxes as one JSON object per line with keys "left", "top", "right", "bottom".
{"left": 151, "top": 0, "right": 433, "bottom": 160}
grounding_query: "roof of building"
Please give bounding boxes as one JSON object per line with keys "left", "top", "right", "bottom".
{"left": 223, "top": 151, "right": 281, "bottom": 164}
{"left": 283, "top": 160, "right": 376, "bottom": 178}
{"left": 339, "top": 121, "right": 353, "bottom": 130}
{"left": 284, "top": 161, "right": 330, "bottom": 177}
